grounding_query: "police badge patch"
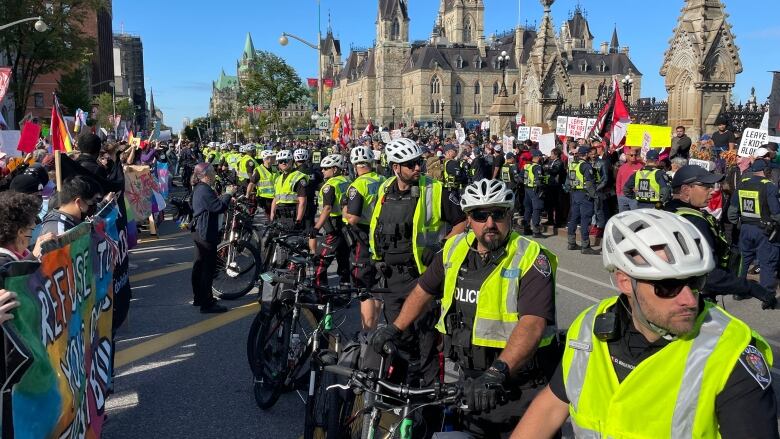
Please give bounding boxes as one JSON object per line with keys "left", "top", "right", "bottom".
{"left": 322, "top": 185, "right": 331, "bottom": 194}
{"left": 348, "top": 187, "right": 357, "bottom": 200}
{"left": 533, "top": 253, "right": 551, "bottom": 277}
{"left": 739, "top": 345, "right": 772, "bottom": 390}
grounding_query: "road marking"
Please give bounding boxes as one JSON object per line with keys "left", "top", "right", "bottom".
{"left": 558, "top": 267, "right": 617, "bottom": 291}
{"left": 137, "top": 231, "right": 189, "bottom": 244}
{"left": 129, "top": 262, "right": 192, "bottom": 283}
{"left": 115, "top": 302, "right": 260, "bottom": 368}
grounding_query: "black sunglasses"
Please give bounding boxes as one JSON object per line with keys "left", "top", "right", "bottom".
{"left": 399, "top": 159, "right": 423, "bottom": 169}
{"left": 640, "top": 275, "right": 707, "bottom": 299}
{"left": 277, "top": 159, "right": 291, "bottom": 164}
{"left": 470, "top": 209, "right": 509, "bottom": 223}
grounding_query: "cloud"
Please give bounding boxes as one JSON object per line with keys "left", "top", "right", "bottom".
{"left": 744, "top": 27, "right": 780, "bottom": 40}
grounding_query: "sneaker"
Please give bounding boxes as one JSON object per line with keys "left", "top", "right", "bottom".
{"left": 200, "top": 303, "right": 228, "bottom": 314}
{"left": 581, "top": 247, "right": 601, "bottom": 255}
{"left": 533, "top": 232, "right": 544, "bottom": 239}
{"left": 567, "top": 243, "right": 581, "bottom": 251}
{"left": 522, "top": 228, "right": 532, "bottom": 236}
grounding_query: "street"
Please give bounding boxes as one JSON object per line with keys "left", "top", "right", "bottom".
{"left": 103, "top": 218, "right": 780, "bottom": 439}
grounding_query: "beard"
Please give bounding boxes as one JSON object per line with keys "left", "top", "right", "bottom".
{"left": 476, "top": 226, "right": 505, "bottom": 251}
{"left": 634, "top": 291, "right": 699, "bottom": 337}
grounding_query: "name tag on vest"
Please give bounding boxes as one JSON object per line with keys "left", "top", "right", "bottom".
{"left": 501, "top": 268, "right": 520, "bottom": 279}
{"left": 568, "top": 340, "right": 592, "bottom": 352}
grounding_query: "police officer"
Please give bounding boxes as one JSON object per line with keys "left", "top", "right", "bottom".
{"left": 522, "top": 150, "right": 545, "bottom": 238}
{"left": 727, "top": 158, "right": 780, "bottom": 299}
{"left": 623, "top": 149, "right": 670, "bottom": 209}
{"left": 666, "top": 165, "right": 777, "bottom": 309}
{"left": 500, "top": 152, "right": 523, "bottom": 224}
{"left": 294, "top": 148, "right": 322, "bottom": 231}
{"left": 368, "top": 137, "right": 466, "bottom": 386}
{"left": 250, "top": 150, "right": 276, "bottom": 217}
{"left": 225, "top": 144, "right": 241, "bottom": 172}
{"left": 237, "top": 144, "right": 257, "bottom": 185}
{"left": 309, "top": 154, "right": 351, "bottom": 288}
{"left": 443, "top": 144, "right": 468, "bottom": 193}
{"left": 565, "top": 146, "right": 599, "bottom": 254}
{"left": 591, "top": 140, "right": 612, "bottom": 236}
{"left": 543, "top": 148, "right": 566, "bottom": 227}
{"left": 343, "top": 145, "right": 385, "bottom": 329}
{"left": 269, "top": 150, "right": 308, "bottom": 230}
{"left": 512, "top": 209, "right": 777, "bottom": 439}
{"left": 373, "top": 179, "right": 559, "bottom": 437}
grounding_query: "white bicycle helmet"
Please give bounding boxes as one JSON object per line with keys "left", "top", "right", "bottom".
{"left": 239, "top": 145, "right": 249, "bottom": 153}
{"left": 602, "top": 209, "right": 714, "bottom": 280}
{"left": 260, "top": 150, "right": 276, "bottom": 160}
{"left": 276, "top": 150, "right": 293, "bottom": 161}
{"left": 320, "top": 154, "right": 346, "bottom": 169}
{"left": 351, "top": 146, "right": 374, "bottom": 165}
{"left": 385, "top": 138, "right": 423, "bottom": 164}
{"left": 294, "top": 148, "right": 309, "bottom": 162}
{"left": 460, "top": 179, "right": 515, "bottom": 213}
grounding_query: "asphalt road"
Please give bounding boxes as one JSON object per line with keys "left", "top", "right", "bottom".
{"left": 102, "top": 215, "right": 780, "bottom": 439}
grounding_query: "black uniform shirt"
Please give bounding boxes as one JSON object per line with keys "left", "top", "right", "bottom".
{"left": 548, "top": 295, "right": 778, "bottom": 439}
{"left": 346, "top": 179, "right": 466, "bottom": 225}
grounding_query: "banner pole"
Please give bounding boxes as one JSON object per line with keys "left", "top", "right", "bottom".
{"left": 55, "top": 150, "right": 62, "bottom": 192}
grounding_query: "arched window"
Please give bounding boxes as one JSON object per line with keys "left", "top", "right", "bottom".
{"left": 430, "top": 100, "right": 435, "bottom": 113}
{"left": 493, "top": 82, "right": 500, "bottom": 95}
{"left": 580, "top": 84, "right": 586, "bottom": 96}
{"left": 474, "top": 81, "right": 481, "bottom": 94}
{"left": 455, "top": 81, "right": 462, "bottom": 95}
{"left": 473, "top": 101, "right": 478, "bottom": 114}
{"left": 391, "top": 19, "right": 401, "bottom": 41}
{"left": 434, "top": 99, "right": 440, "bottom": 113}
{"left": 475, "top": 58, "right": 483, "bottom": 69}
{"left": 431, "top": 76, "right": 441, "bottom": 94}
{"left": 512, "top": 81, "right": 517, "bottom": 95}
{"left": 464, "top": 18, "right": 473, "bottom": 42}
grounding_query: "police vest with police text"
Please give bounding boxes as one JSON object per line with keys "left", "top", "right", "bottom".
{"left": 634, "top": 168, "right": 662, "bottom": 203}
{"left": 737, "top": 176, "right": 772, "bottom": 224}
{"left": 562, "top": 296, "right": 773, "bottom": 438}
{"left": 568, "top": 161, "right": 586, "bottom": 190}
{"left": 369, "top": 175, "right": 444, "bottom": 273}
{"left": 524, "top": 163, "right": 541, "bottom": 188}
{"left": 318, "top": 175, "right": 351, "bottom": 217}
{"left": 255, "top": 164, "right": 276, "bottom": 199}
{"left": 435, "top": 231, "right": 558, "bottom": 349}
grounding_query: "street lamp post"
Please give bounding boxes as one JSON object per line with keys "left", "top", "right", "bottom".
{"left": 0, "top": 16, "right": 48, "bottom": 32}
{"left": 109, "top": 81, "right": 117, "bottom": 139}
{"left": 358, "top": 93, "right": 363, "bottom": 124}
{"left": 621, "top": 73, "right": 634, "bottom": 108}
{"left": 279, "top": 1, "right": 323, "bottom": 114}
{"left": 391, "top": 105, "right": 395, "bottom": 130}
{"left": 498, "top": 50, "right": 511, "bottom": 92}
{"left": 439, "top": 99, "right": 445, "bottom": 141}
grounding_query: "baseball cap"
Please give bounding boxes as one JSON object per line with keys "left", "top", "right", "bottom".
{"left": 505, "top": 152, "right": 515, "bottom": 159}
{"left": 671, "top": 165, "right": 725, "bottom": 188}
{"left": 9, "top": 173, "right": 44, "bottom": 194}
{"left": 443, "top": 144, "right": 457, "bottom": 152}
{"left": 531, "top": 149, "right": 543, "bottom": 157}
{"left": 645, "top": 150, "right": 660, "bottom": 161}
{"left": 577, "top": 146, "right": 591, "bottom": 155}
{"left": 751, "top": 159, "right": 770, "bottom": 172}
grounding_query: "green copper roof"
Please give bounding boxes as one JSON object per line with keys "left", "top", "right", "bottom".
{"left": 215, "top": 68, "right": 238, "bottom": 90}
{"left": 243, "top": 33, "right": 255, "bottom": 60}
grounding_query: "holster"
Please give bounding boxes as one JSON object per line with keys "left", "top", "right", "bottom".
{"left": 342, "top": 225, "right": 356, "bottom": 247}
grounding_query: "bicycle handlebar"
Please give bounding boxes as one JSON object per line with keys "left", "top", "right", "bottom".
{"left": 324, "top": 364, "right": 462, "bottom": 401}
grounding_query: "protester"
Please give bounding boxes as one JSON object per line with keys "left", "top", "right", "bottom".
{"left": 38, "top": 176, "right": 108, "bottom": 236}
{"left": 0, "top": 191, "right": 54, "bottom": 266}
{"left": 670, "top": 125, "right": 692, "bottom": 159}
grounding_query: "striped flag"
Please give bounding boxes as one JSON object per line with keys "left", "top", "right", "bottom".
{"left": 51, "top": 94, "right": 73, "bottom": 152}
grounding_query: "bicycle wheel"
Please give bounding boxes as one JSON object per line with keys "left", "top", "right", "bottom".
{"left": 249, "top": 302, "right": 291, "bottom": 409}
{"left": 324, "top": 370, "right": 364, "bottom": 439}
{"left": 213, "top": 239, "right": 261, "bottom": 300}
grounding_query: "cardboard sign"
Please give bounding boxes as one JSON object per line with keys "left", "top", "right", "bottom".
{"left": 738, "top": 128, "right": 769, "bottom": 157}
{"left": 625, "top": 124, "right": 672, "bottom": 148}
{"left": 380, "top": 131, "right": 392, "bottom": 143}
{"left": 566, "top": 117, "right": 588, "bottom": 139}
{"left": 530, "top": 127, "right": 543, "bottom": 143}
{"left": 556, "top": 116, "right": 568, "bottom": 136}
{"left": 390, "top": 129, "right": 402, "bottom": 140}
{"left": 538, "top": 133, "right": 557, "bottom": 156}
{"left": 0, "top": 130, "right": 22, "bottom": 157}
{"left": 586, "top": 118, "right": 597, "bottom": 137}
{"left": 688, "top": 159, "right": 715, "bottom": 171}
{"left": 455, "top": 128, "right": 466, "bottom": 144}
{"left": 517, "top": 126, "right": 531, "bottom": 141}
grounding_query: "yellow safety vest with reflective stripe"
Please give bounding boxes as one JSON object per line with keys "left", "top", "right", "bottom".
{"left": 273, "top": 170, "right": 308, "bottom": 204}
{"left": 524, "top": 163, "right": 540, "bottom": 188}
{"left": 500, "top": 165, "right": 512, "bottom": 183}
{"left": 226, "top": 152, "right": 241, "bottom": 170}
{"left": 737, "top": 177, "right": 771, "bottom": 223}
{"left": 255, "top": 164, "right": 276, "bottom": 199}
{"left": 568, "top": 161, "right": 585, "bottom": 190}
{"left": 318, "top": 175, "right": 351, "bottom": 217}
{"left": 237, "top": 155, "right": 257, "bottom": 181}
{"left": 443, "top": 159, "right": 460, "bottom": 188}
{"left": 435, "top": 231, "right": 559, "bottom": 349}
{"left": 634, "top": 169, "right": 662, "bottom": 203}
{"left": 369, "top": 175, "right": 445, "bottom": 273}
{"left": 343, "top": 172, "right": 384, "bottom": 226}
{"left": 562, "top": 296, "right": 773, "bottom": 439}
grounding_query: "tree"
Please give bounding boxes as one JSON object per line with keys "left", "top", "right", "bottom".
{"left": 57, "top": 66, "right": 91, "bottom": 114}
{"left": 0, "top": 1, "right": 104, "bottom": 124}
{"left": 94, "top": 93, "right": 133, "bottom": 133}
{"left": 183, "top": 117, "right": 210, "bottom": 142}
{"left": 239, "top": 51, "right": 308, "bottom": 129}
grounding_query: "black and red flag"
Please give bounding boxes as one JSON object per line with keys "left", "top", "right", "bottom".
{"left": 588, "top": 77, "right": 631, "bottom": 151}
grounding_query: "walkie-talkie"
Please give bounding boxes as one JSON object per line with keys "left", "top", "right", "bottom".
{"left": 593, "top": 312, "right": 620, "bottom": 341}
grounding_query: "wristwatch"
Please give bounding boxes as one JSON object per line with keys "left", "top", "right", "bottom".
{"left": 489, "top": 359, "right": 510, "bottom": 380}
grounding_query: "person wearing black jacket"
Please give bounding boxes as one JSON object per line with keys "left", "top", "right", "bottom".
{"left": 190, "top": 162, "right": 234, "bottom": 313}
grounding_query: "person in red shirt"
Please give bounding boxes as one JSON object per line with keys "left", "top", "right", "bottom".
{"left": 615, "top": 148, "right": 644, "bottom": 212}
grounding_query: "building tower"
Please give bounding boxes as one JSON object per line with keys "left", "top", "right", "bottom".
{"left": 439, "top": 0, "right": 485, "bottom": 46}
{"left": 660, "top": 0, "right": 742, "bottom": 137}
{"left": 375, "top": 0, "right": 410, "bottom": 126}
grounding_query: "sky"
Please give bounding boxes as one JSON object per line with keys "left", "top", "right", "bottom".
{"left": 112, "top": 0, "right": 780, "bottom": 134}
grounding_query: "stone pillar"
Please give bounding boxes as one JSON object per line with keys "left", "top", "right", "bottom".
{"left": 488, "top": 86, "right": 518, "bottom": 138}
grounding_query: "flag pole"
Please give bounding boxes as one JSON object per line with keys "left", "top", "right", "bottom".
{"left": 54, "top": 150, "right": 62, "bottom": 192}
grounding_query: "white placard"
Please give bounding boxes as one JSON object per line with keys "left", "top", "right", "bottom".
{"left": 0, "top": 130, "right": 21, "bottom": 157}
{"left": 688, "top": 159, "right": 715, "bottom": 171}
{"left": 502, "top": 135, "right": 515, "bottom": 151}
{"left": 586, "top": 118, "right": 597, "bottom": 137}
{"left": 391, "top": 129, "right": 402, "bottom": 140}
{"left": 380, "top": 131, "right": 392, "bottom": 143}
{"left": 538, "top": 133, "right": 557, "bottom": 156}
{"left": 738, "top": 128, "right": 769, "bottom": 157}
{"left": 517, "top": 126, "right": 531, "bottom": 141}
{"left": 456, "top": 128, "right": 466, "bottom": 144}
{"left": 530, "top": 127, "right": 543, "bottom": 143}
{"left": 566, "top": 117, "right": 587, "bottom": 139}
{"left": 515, "top": 114, "right": 523, "bottom": 125}
{"left": 556, "top": 116, "right": 568, "bottom": 136}
{"left": 481, "top": 121, "right": 490, "bottom": 131}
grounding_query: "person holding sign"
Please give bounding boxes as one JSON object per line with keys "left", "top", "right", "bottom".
{"left": 727, "top": 158, "right": 780, "bottom": 299}
{"left": 623, "top": 150, "right": 671, "bottom": 209}
{"left": 564, "top": 146, "right": 599, "bottom": 255}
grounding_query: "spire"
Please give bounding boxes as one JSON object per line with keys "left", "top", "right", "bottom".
{"left": 243, "top": 32, "right": 255, "bottom": 60}
{"left": 327, "top": 10, "right": 332, "bottom": 34}
{"left": 610, "top": 25, "right": 619, "bottom": 53}
{"left": 149, "top": 88, "right": 155, "bottom": 117}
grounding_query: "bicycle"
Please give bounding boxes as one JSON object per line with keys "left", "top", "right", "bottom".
{"left": 212, "top": 196, "right": 262, "bottom": 300}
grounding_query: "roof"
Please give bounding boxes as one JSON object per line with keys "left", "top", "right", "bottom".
{"left": 610, "top": 27, "right": 620, "bottom": 51}
{"left": 378, "top": 0, "right": 408, "bottom": 21}
{"left": 215, "top": 69, "right": 239, "bottom": 90}
{"left": 567, "top": 9, "right": 594, "bottom": 41}
{"left": 401, "top": 44, "right": 519, "bottom": 74}
{"left": 339, "top": 50, "right": 375, "bottom": 82}
{"left": 243, "top": 33, "right": 255, "bottom": 60}
{"left": 566, "top": 52, "right": 641, "bottom": 76}
{"left": 321, "top": 31, "right": 341, "bottom": 57}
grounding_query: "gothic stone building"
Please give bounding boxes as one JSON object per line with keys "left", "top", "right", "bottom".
{"left": 330, "top": 0, "right": 642, "bottom": 131}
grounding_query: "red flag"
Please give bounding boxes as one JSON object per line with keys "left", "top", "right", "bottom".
{"left": 588, "top": 78, "right": 631, "bottom": 150}
{"left": 17, "top": 121, "right": 41, "bottom": 153}
{"left": 341, "top": 111, "right": 352, "bottom": 146}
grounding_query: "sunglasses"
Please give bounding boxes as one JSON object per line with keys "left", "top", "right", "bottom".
{"left": 470, "top": 209, "right": 509, "bottom": 223}
{"left": 399, "top": 159, "right": 423, "bottom": 169}
{"left": 277, "top": 160, "right": 291, "bottom": 165}
{"left": 639, "top": 275, "right": 707, "bottom": 298}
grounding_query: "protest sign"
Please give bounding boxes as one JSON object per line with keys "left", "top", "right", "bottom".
{"left": 0, "top": 130, "right": 21, "bottom": 157}
{"left": 625, "top": 124, "right": 672, "bottom": 148}
{"left": 455, "top": 127, "right": 466, "bottom": 144}
{"left": 556, "top": 116, "right": 568, "bottom": 136}
{"left": 124, "top": 165, "right": 166, "bottom": 221}
{"left": 380, "top": 131, "right": 392, "bottom": 143}
{"left": 737, "top": 128, "right": 769, "bottom": 157}
{"left": 566, "top": 117, "right": 587, "bottom": 139}
{"left": 688, "top": 159, "right": 715, "bottom": 171}
{"left": 586, "top": 118, "right": 597, "bottom": 136}
{"left": 391, "top": 129, "right": 402, "bottom": 140}
{"left": 538, "top": 133, "right": 557, "bottom": 156}
{"left": 530, "top": 127, "right": 543, "bottom": 143}
{"left": 159, "top": 129, "right": 172, "bottom": 141}
{"left": 502, "top": 135, "right": 515, "bottom": 151}
{"left": 517, "top": 126, "right": 531, "bottom": 141}
{"left": 17, "top": 121, "right": 41, "bottom": 153}
{"left": 157, "top": 161, "right": 171, "bottom": 200}
{"left": 0, "top": 203, "right": 119, "bottom": 438}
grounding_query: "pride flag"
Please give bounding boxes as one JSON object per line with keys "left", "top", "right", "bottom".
{"left": 50, "top": 94, "right": 73, "bottom": 152}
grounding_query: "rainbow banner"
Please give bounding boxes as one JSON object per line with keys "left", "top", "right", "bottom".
{"left": 124, "top": 165, "right": 167, "bottom": 221}
{"left": 0, "top": 202, "right": 119, "bottom": 438}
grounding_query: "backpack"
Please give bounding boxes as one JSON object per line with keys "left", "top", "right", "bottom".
{"left": 426, "top": 156, "right": 443, "bottom": 181}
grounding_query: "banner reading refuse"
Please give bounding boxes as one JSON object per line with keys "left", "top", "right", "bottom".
{"left": 0, "top": 202, "right": 119, "bottom": 438}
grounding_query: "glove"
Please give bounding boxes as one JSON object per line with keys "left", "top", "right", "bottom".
{"left": 465, "top": 367, "right": 506, "bottom": 413}
{"left": 307, "top": 227, "right": 319, "bottom": 239}
{"left": 369, "top": 323, "right": 401, "bottom": 355}
{"left": 293, "top": 220, "right": 304, "bottom": 231}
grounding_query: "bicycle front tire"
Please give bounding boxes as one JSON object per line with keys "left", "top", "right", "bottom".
{"left": 213, "top": 239, "right": 261, "bottom": 300}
